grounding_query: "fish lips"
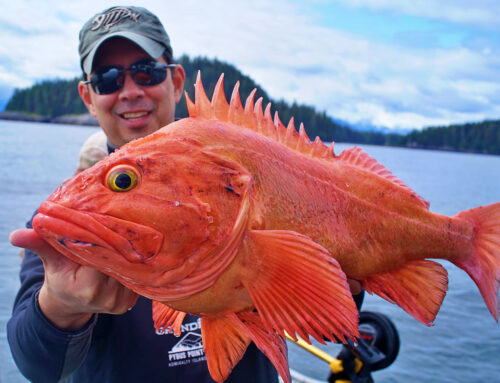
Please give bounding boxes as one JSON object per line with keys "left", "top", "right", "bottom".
{"left": 33, "top": 201, "right": 164, "bottom": 265}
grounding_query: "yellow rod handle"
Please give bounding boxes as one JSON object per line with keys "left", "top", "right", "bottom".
{"left": 285, "top": 333, "right": 344, "bottom": 374}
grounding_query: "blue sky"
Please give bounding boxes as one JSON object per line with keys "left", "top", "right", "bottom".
{"left": 1, "top": 0, "right": 499, "bottom": 131}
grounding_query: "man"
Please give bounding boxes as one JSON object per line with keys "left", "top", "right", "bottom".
{"left": 7, "top": 6, "right": 278, "bottom": 382}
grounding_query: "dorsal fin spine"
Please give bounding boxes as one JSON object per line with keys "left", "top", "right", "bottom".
{"left": 327, "top": 142, "right": 335, "bottom": 158}
{"left": 212, "top": 74, "right": 229, "bottom": 120}
{"left": 264, "top": 103, "right": 277, "bottom": 140}
{"left": 193, "top": 73, "right": 335, "bottom": 160}
{"left": 194, "top": 71, "right": 212, "bottom": 118}
{"left": 313, "top": 136, "right": 328, "bottom": 157}
{"left": 244, "top": 89, "right": 258, "bottom": 131}
{"left": 285, "top": 118, "right": 298, "bottom": 148}
{"left": 228, "top": 81, "right": 244, "bottom": 125}
{"left": 254, "top": 98, "right": 265, "bottom": 135}
{"left": 185, "top": 91, "right": 196, "bottom": 117}
{"left": 274, "top": 112, "right": 287, "bottom": 144}
{"left": 297, "top": 123, "right": 310, "bottom": 153}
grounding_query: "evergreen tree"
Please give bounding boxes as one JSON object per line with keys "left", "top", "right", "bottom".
{"left": 4, "top": 54, "right": 500, "bottom": 154}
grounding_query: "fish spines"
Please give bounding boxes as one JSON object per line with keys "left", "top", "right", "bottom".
{"left": 185, "top": 91, "right": 196, "bottom": 117}
{"left": 285, "top": 118, "right": 298, "bottom": 148}
{"left": 273, "top": 111, "right": 288, "bottom": 144}
{"left": 326, "top": 141, "right": 336, "bottom": 158}
{"left": 212, "top": 73, "right": 230, "bottom": 120}
{"left": 254, "top": 97, "right": 265, "bottom": 135}
{"left": 297, "top": 123, "right": 310, "bottom": 153}
{"left": 194, "top": 71, "right": 213, "bottom": 118}
{"left": 264, "top": 103, "right": 278, "bottom": 140}
{"left": 191, "top": 73, "right": 336, "bottom": 160}
{"left": 228, "top": 81, "right": 245, "bottom": 125}
{"left": 244, "top": 89, "right": 258, "bottom": 131}
{"left": 312, "top": 136, "right": 329, "bottom": 158}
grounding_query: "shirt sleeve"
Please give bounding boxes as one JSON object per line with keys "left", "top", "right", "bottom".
{"left": 7, "top": 220, "right": 97, "bottom": 382}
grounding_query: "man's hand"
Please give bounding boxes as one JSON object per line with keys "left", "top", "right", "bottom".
{"left": 10, "top": 229, "right": 139, "bottom": 331}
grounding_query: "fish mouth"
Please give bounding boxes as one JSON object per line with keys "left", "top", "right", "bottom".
{"left": 33, "top": 201, "right": 164, "bottom": 265}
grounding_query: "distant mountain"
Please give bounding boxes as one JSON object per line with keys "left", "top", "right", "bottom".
{"left": 396, "top": 120, "right": 500, "bottom": 154}
{"left": 331, "top": 117, "right": 410, "bottom": 135}
{"left": 3, "top": 54, "right": 499, "bottom": 154}
{"left": 4, "top": 54, "right": 363, "bottom": 144}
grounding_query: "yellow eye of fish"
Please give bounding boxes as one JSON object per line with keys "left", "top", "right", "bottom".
{"left": 106, "top": 166, "right": 139, "bottom": 192}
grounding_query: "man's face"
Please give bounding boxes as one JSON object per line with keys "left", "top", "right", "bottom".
{"left": 79, "top": 38, "right": 185, "bottom": 147}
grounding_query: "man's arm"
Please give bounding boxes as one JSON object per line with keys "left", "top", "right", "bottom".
{"left": 7, "top": 221, "right": 138, "bottom": 382}
{"left": 7, "top": 239, "right": 97, "bottom": 382}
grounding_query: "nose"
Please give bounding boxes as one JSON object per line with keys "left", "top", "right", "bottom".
{"left": 118, "top": 72, "right": 145, "bottom": 101}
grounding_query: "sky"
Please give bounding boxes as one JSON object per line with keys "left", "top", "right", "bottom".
{"left": 1, "top": 0, "right": 500, "bottom": 131}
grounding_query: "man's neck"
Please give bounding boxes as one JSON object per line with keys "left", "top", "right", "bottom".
{"left": 107, "top": 141, "right": 120, "bottom": 154}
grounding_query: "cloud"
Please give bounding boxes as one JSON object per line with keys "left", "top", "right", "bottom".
{"left": 1, "top": 0, "right": 499, "bottom": 130}
{"left": 335, "top": 0, "right": 500, "bottom": 30}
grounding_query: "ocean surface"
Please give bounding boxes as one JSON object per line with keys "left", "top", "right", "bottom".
{"left": 1, "top": 120, "right": 499, "bottom": 383}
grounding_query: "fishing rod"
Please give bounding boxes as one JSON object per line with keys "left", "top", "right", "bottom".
{"left": 286, "top": 311, "right": 400, "bottom": 383}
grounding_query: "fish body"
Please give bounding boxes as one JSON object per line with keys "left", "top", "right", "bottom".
{"left": 32, "top": 74, "right": 500, "bottom": 382}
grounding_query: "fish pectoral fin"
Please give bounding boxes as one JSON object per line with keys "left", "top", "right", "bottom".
{"left": 152, "top": 301, "right": 186, "bottom": 336}
{"left": 363, "top": 259, "right": 449, "bottom": 326}
{"left": 243, "top": 230, "right": 359, "bottom": 345}
{"left": 200, "top": 316, "right": 251, "bottom": 382}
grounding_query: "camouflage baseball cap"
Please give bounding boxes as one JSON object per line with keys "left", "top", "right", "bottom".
{"left": 79, "top": 6, "right": 173, "bottom": 74}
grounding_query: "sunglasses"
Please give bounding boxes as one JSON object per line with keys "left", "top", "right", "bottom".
{"left": 84, "top": 60, "right": 177, "bottom": 95}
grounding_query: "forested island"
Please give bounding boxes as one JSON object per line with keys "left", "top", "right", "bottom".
{"left": 3, "top": 55, "right": 500, "bottom": 155}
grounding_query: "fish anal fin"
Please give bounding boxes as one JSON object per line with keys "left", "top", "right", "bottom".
{"left": 363, "top": 260, "right": 448, "bottom": 326}
{"left": 152, "top": 301, "right": 186, "bottom": 336}
{"left": 243, "top": 230, "right": 359, "bottom": 344}
{"left": 338, "top": 147, "right": 430, "bottom": 209}
{"left": 233, "top": 311, "right": 291, "bottom": 383}
{"left": 201, "top": 316, "right": 251, "bottom": 382}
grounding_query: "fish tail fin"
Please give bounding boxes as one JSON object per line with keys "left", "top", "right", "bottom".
{"left": 454, "top": 202, "right": 500, "bottom": 321}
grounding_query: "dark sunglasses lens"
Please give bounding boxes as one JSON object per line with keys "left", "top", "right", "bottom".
{"left": 90, "top": 62, "right": 168, "bottom": 94}
{"left": 92, "top": 68, "right": 123, "bottom": 95}
{"left": 132, "top": 63, "right": 167, "bottom": 86}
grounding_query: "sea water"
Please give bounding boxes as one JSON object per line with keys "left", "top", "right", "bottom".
{"left": 1, "top": 120, "right": 499, "bottom": 382}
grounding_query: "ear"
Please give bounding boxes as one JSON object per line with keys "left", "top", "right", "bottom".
{"left": 172, "top": 65, "right": 186, "bottom": 104}
{"left": 78, "top": 80, "right": 97, "bottom": 117}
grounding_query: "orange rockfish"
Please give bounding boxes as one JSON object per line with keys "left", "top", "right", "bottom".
{"left": 32, "top": 73, "right": 500, "bottom": 383}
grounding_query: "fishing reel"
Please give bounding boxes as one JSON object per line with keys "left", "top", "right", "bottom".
{"left": 327, "top": 311, "right": 400, "bottom": 383}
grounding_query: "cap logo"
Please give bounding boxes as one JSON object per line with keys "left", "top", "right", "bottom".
{"left": 91, "top": 7, "right": 141, "bottom": 31}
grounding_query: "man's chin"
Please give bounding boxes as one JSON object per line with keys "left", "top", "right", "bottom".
{"left": 121, "top": 126, "right": 159, "bottom": 144}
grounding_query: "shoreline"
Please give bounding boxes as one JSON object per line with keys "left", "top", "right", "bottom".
{"left": 0, "top": 111, "right": 99, "bottom": 126}
{"left": 1, "top": 111, "right": 498, "bottom": 155}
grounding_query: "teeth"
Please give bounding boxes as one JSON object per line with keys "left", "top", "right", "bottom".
{"left": 122, "top": 111, "right": 148, "bottom": 119}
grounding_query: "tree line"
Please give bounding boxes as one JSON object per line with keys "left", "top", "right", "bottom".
{"left": 5, "top": 55, "right": 500, "bottom": 154}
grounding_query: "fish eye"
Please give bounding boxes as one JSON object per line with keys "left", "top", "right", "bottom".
{"left": 106, "top": 165, "right": 140, "bottom": 192}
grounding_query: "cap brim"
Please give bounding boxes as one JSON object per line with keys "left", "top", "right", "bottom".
{"left": 82, "top": 31, "right": 165, "bottom": 74}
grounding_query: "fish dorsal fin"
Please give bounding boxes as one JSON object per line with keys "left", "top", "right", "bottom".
{"left": 185, "top": 72, "right": 333, "bottom": 159}
{"left": 338, "top": 146, "right": 430, "bottom": 209}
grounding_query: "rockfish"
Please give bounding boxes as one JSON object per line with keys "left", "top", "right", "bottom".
{"left": 32, "top": 73, "right": 500, "bottom": 382}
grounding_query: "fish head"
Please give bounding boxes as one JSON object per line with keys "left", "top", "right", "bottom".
{"left": 33, "top": 127, "right": 251, "bottom": 300}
